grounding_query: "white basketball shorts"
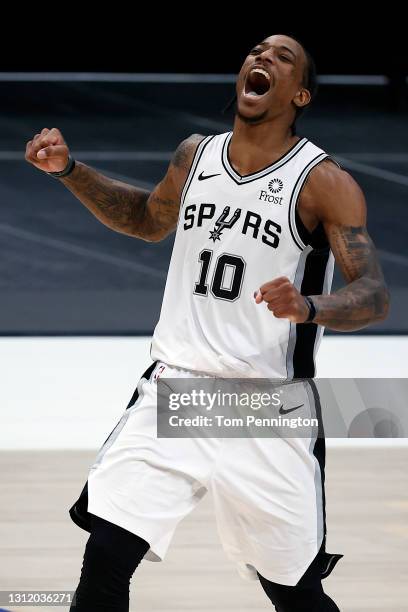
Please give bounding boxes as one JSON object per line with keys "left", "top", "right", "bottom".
{"left": 70, "top": 361, "right": 342, "bottom": 586}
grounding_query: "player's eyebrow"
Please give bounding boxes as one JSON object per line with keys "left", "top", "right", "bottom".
{"left": 257, "top": 41, "right": 297, "bottom": 60}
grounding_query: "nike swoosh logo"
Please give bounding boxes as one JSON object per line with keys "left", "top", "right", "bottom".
{"left": 198, "top": 171, "right": 222, "bottom": 181}
{"left": 279, "top": 403, "right": 304, "bottom": 415}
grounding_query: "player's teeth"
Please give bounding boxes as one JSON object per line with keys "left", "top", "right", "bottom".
{"left": 251, "top": 68, "right": 270, "bottom": 80}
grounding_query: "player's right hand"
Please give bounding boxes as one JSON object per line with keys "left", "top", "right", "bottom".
{"left": 25, "top": 128, "right": 70, "bottom": 174}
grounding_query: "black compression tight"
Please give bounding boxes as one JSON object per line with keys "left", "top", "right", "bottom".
{"left": 70, "top": 515, "right": 340, "bottom": 611}
{"left": 70, "top": 515, "right": 150, "bottom": 611}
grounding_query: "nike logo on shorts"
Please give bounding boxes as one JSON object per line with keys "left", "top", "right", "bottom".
{"left": 279, "top": 403, "right": 304, "bottom": 415}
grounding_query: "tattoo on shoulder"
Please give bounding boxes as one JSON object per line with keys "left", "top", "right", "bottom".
{"left": 171, "top": 134, "right": 205, "bottom": 171}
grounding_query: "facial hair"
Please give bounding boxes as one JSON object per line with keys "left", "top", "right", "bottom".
{"left": 236, "top": 108, "right": 268, "bottom": 124}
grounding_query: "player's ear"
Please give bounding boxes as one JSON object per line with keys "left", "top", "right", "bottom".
{"left": 293, "top": 88, "right": 311, "bottom": 109}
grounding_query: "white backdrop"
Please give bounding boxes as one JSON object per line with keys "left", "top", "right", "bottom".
{"left": 0, "top": 336, "right": 407, "bottom": 450}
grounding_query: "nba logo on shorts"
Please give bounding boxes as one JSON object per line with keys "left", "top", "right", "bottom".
{"left": 154, "top": 365, "right": 166, "bottom": 381}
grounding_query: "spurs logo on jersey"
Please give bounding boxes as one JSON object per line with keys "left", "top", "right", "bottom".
{"left": 184, "top": 203, "right": 281, "bottom": 247}
{"left": 208, "top": 206, "right": 241, "bottom": 242}
{"left": 151, "top": 131, "right": 337, "bottom": 379}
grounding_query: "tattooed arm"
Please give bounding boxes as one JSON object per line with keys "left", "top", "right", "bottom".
{"left": 299, "top": 160, "right": 390, "bottom": 331}
{"left": 255, "top": 160, "right": 390, "bottom": 330}
{"left": 25, "top": 128, "right": 204, "bottom": 241}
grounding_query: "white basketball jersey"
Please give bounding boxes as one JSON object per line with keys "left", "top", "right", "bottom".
{"left": 151, "top": 132, "right": 336, "bottom": 378}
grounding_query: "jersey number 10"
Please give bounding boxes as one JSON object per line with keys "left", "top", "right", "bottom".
{"left": 194, "top": 249, "right": 246, "bottom": 302}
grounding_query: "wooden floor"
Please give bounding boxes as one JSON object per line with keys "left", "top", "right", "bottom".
{"left": 0, "top": 448, "right": 407, "bottom": 612}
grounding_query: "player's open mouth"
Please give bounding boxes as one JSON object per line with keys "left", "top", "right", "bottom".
{"left": 243, "top": 67, "right": 271, "bottom": 99}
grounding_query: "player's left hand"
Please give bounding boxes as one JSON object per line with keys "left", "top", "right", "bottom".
{"left": 254, "top": 276, "right": 310, "bottom": 323}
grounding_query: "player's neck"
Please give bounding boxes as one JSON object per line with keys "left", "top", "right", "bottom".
{"left": 229, "top": 118, "right": 300, "bottom": 176}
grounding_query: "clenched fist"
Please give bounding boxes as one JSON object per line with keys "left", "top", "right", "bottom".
{"left": 25, "top": 127, "right": 70, "bottom": 173}
{"left": 254, "top": 276, "right": 311, "bottom": 323}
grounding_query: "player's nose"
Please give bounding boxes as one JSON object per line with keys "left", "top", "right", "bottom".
{"left": 258, "top": 49, "right": 275, "bottom": 66}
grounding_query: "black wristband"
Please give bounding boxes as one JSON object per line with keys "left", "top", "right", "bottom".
{"left": 47, "top": 155, "right": 75, "bottom": 178}
{"left": 303, "top": 296, "right": 317, "bottom": 323}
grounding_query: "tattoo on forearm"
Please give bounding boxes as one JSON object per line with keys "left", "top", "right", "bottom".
{"left": 62, "top": 162, "right": 150, "bottom": 236}
{"left": 60, "top": 135, "right": 203, "bottom": 240}
{"left": 311, "top": 225, "right": 390, "bottom": 331}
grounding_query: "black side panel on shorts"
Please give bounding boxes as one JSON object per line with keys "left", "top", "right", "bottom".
{"left": 69, "top": 481, "right": 91, "bottom": 533}
{"left": 308, "top": 379, "right": 344, "bottom": 580}
{"left": 69, "top": 361, "right": 158, "bottom": 533}
{"left": 125, "top": 361, "right": 157, "bottom": 409}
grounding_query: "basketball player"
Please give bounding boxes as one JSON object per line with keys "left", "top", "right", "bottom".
{"left": 25, "top": 34, "right": 389, "bottom": 611}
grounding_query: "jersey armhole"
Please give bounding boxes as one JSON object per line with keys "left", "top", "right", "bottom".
{"left": 290, "top": 154, "right": 340, "bottom": 251}
{"left": 179, "top": 135, "right": 214, "bottom": 207}
{"left": 176, "top": 135, "right": 214, "bottom": 227}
